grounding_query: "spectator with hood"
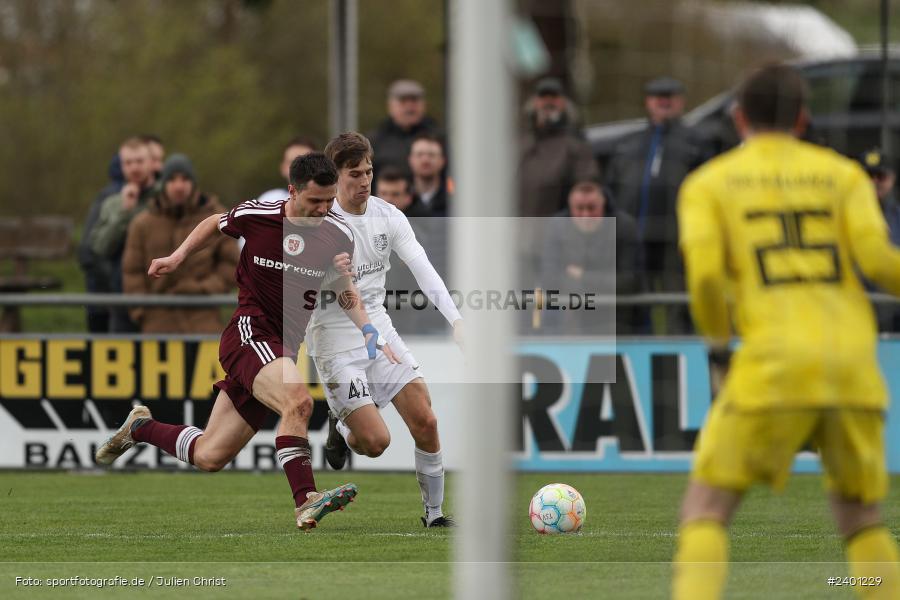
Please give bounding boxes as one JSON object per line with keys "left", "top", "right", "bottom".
{"left": 122, "top": 154, "right": 238, "bottom": 334}
{"left": 90, "top": 136, "right": 157, "bottom": 332}
{"left": 78, "top": 153, "right": 124, "bottom": 332}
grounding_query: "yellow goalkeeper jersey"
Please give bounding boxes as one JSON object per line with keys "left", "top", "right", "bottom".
{"left": 678, "top": 133, "right": 900, "bottom": 410}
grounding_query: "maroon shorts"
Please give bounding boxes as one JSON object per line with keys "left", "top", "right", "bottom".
{"left": 213, "top": 313, "right": 296, "bottom": 431}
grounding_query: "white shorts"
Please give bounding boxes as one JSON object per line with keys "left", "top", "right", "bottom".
{"left": 312, "top": 330, "right": 424, "bottom": 421}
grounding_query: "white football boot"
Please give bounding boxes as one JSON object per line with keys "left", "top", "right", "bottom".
{"left": 95, "top": 405, "right": 152, "bottom": 466}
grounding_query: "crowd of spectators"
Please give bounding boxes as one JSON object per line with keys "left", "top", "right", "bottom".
{"left": 77, "top": 75, "right": 900, "bottom": 336}
{"left": 81, "top": 136, "right": 161, "bottom": 333}
{"left": 80, "top": 138, "right": 240, "bottom": 335}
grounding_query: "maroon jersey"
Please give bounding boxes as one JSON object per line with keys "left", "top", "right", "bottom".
{"left": 218, "top": 199, "right": 354, "bottom": 348}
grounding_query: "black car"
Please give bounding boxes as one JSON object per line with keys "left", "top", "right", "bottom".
{"left": 585, "top": 50, "right": 900, "bottom": 172}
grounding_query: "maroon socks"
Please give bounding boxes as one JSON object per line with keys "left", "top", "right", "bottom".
{"left": 132, "top": 423, "right": 315, "bottom": 508}
{"left": 276, "top": 436, "right": 316, "bottom": 507}
{"left": 132, "top": 421, "right": 202, "bottom": 465}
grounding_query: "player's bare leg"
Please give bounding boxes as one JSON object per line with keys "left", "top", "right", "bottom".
{"left": 252, "top": 358, "right": 357, "bottom": 530}
{"left": 326, "top": 391, "right": 392, "bottom": 469}
{"left": 189, "top": 391, "right": 257, "bottom": 472}
{"left": 672, "top": 481, "right": 742, "bottom": 600}
{"left": 677, "top": 481, "right": 742, "bottom": 525}
{"left": 342, "top": 404, "right": 391, "bottom": 457}
{"left": 830, "top": 494, "right": 900, "bottom": 599}
{"left": 393, "top": 379, "right": 438, "bottom": 452}
{"left": 393, "top": 379, "right": 453, "bottom": 527}
{"left": 97, "top": 391, "right": 254, "bottom": 470}
{"left": 96, "top": 389, "right": 251, "bottom": 469}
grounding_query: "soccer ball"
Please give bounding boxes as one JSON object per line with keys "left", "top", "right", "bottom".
{"left": 529, "top": 483, "right": 586, "bottom": 534}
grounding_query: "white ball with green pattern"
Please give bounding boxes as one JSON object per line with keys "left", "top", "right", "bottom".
{"left": 529, "top": 483, "right": 586, "bottom": 534}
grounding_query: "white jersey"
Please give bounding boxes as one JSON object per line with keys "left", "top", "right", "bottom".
{"left": 306, "top": 196, "right": 426, "bottom": 356}
{"left": 257, "top": 188, "right": 288, "bottom": 204}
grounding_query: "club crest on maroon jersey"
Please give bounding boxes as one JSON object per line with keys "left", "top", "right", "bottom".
{"left": 283, "top": 234, "right": 305, "bottom": 256}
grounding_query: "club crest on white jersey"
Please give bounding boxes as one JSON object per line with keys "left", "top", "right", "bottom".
{"left": 306, "top": 195, "right": 428, "bottom": 357}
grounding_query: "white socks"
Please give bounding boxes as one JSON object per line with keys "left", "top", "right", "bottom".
{"left": 175, "top": 426, "right": 203, "bottom": 465}
{"left": 336, "top": 419, "right": 352, "bottom": 444}
{"left": 337, "top": 420, "right": 445, "bottom": 522}
{"left": 415, "top": 447, "right": 444, "bottom": 524}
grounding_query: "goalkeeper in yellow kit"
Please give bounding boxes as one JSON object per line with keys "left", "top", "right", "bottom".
{"left": 672, "top": 63, "right": 900, "bottom": 600}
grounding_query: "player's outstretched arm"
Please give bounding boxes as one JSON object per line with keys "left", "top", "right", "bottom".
{"left": 148, "top": 213, "right": 222, "bottom": 278}
{"left": 391, "top": 212, "right": 464, "bottom": 344}
{"left": 403, "top": 253, "right": 464, "bottom": 347}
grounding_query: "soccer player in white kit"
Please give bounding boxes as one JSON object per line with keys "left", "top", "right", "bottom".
{"left": 306, "top": 132, "right": 463, "bottom": 527}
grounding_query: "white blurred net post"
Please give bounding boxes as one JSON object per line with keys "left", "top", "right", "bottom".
{"left": 451, "top": 0, "right": 515, "bottom": 599}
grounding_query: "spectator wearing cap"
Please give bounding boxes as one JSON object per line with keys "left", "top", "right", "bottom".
{"left": 368, "top": 79, "right": 440, "bottom": 183}
{"left": 605, "top": 76, "right": 708, "bottom": 334}
{"left": 519, "top": 77, "right": 599, "bottom": 218}
{"left": 858, "top": 148, "right": 900, "bottom": 332}
{"left": 860, "top": 148, "right": 900, "bottom": 245}
{"left": 122, "top": 154, "right": 238, "bottom": 334}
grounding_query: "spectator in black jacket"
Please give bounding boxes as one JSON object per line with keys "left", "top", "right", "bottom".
{"left": 539, "top": 181, "right": 641, "bottom": 335}
{"left": 376, "top": 167, "right": 429, "bottom": 217}
{"left": 369, "top": 79, "right": 440, "bottom": 184}
{"left": 859, "top": 148, "right": 900, "bottom": 332}
{"left": 78, "top": 154, "right": 124, "bottom": 332}
{"left": 376, "top": 167, "right": 447, "bottom": 335}
{"left": 409, "top": 133, "right": 451, "bottom": 217}
{"left": 141, "top": 133, "right": 166, "bottom": 179}
{"left": 605, "top": 76, "right": 707, "bottom": 333}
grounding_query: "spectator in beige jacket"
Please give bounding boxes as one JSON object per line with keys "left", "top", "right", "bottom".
{"left": 122, "top": 154, "right": 238, "bottom": 333}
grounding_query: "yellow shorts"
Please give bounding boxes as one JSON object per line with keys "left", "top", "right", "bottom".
{"left": 692, "top": 398, "right": 887, "bottom": 504}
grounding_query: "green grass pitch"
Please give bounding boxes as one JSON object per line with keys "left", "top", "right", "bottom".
{"left": 1, "top": 471, "right": 897, "bottom": 598}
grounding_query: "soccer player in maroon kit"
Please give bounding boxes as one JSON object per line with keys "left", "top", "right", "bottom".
{"left": 96, "top": 153, "right": 397, "bottom": 530}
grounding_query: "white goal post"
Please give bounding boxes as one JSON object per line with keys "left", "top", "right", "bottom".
{"left": 451, "top": 0, "right": 516, "bottom": 599}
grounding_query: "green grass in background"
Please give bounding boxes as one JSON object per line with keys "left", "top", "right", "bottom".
{"left": 0, "top": 220, "right": 86, "bottom": 333}
{"left": 0, "top": 256, "right": 87, "bottom": 333}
